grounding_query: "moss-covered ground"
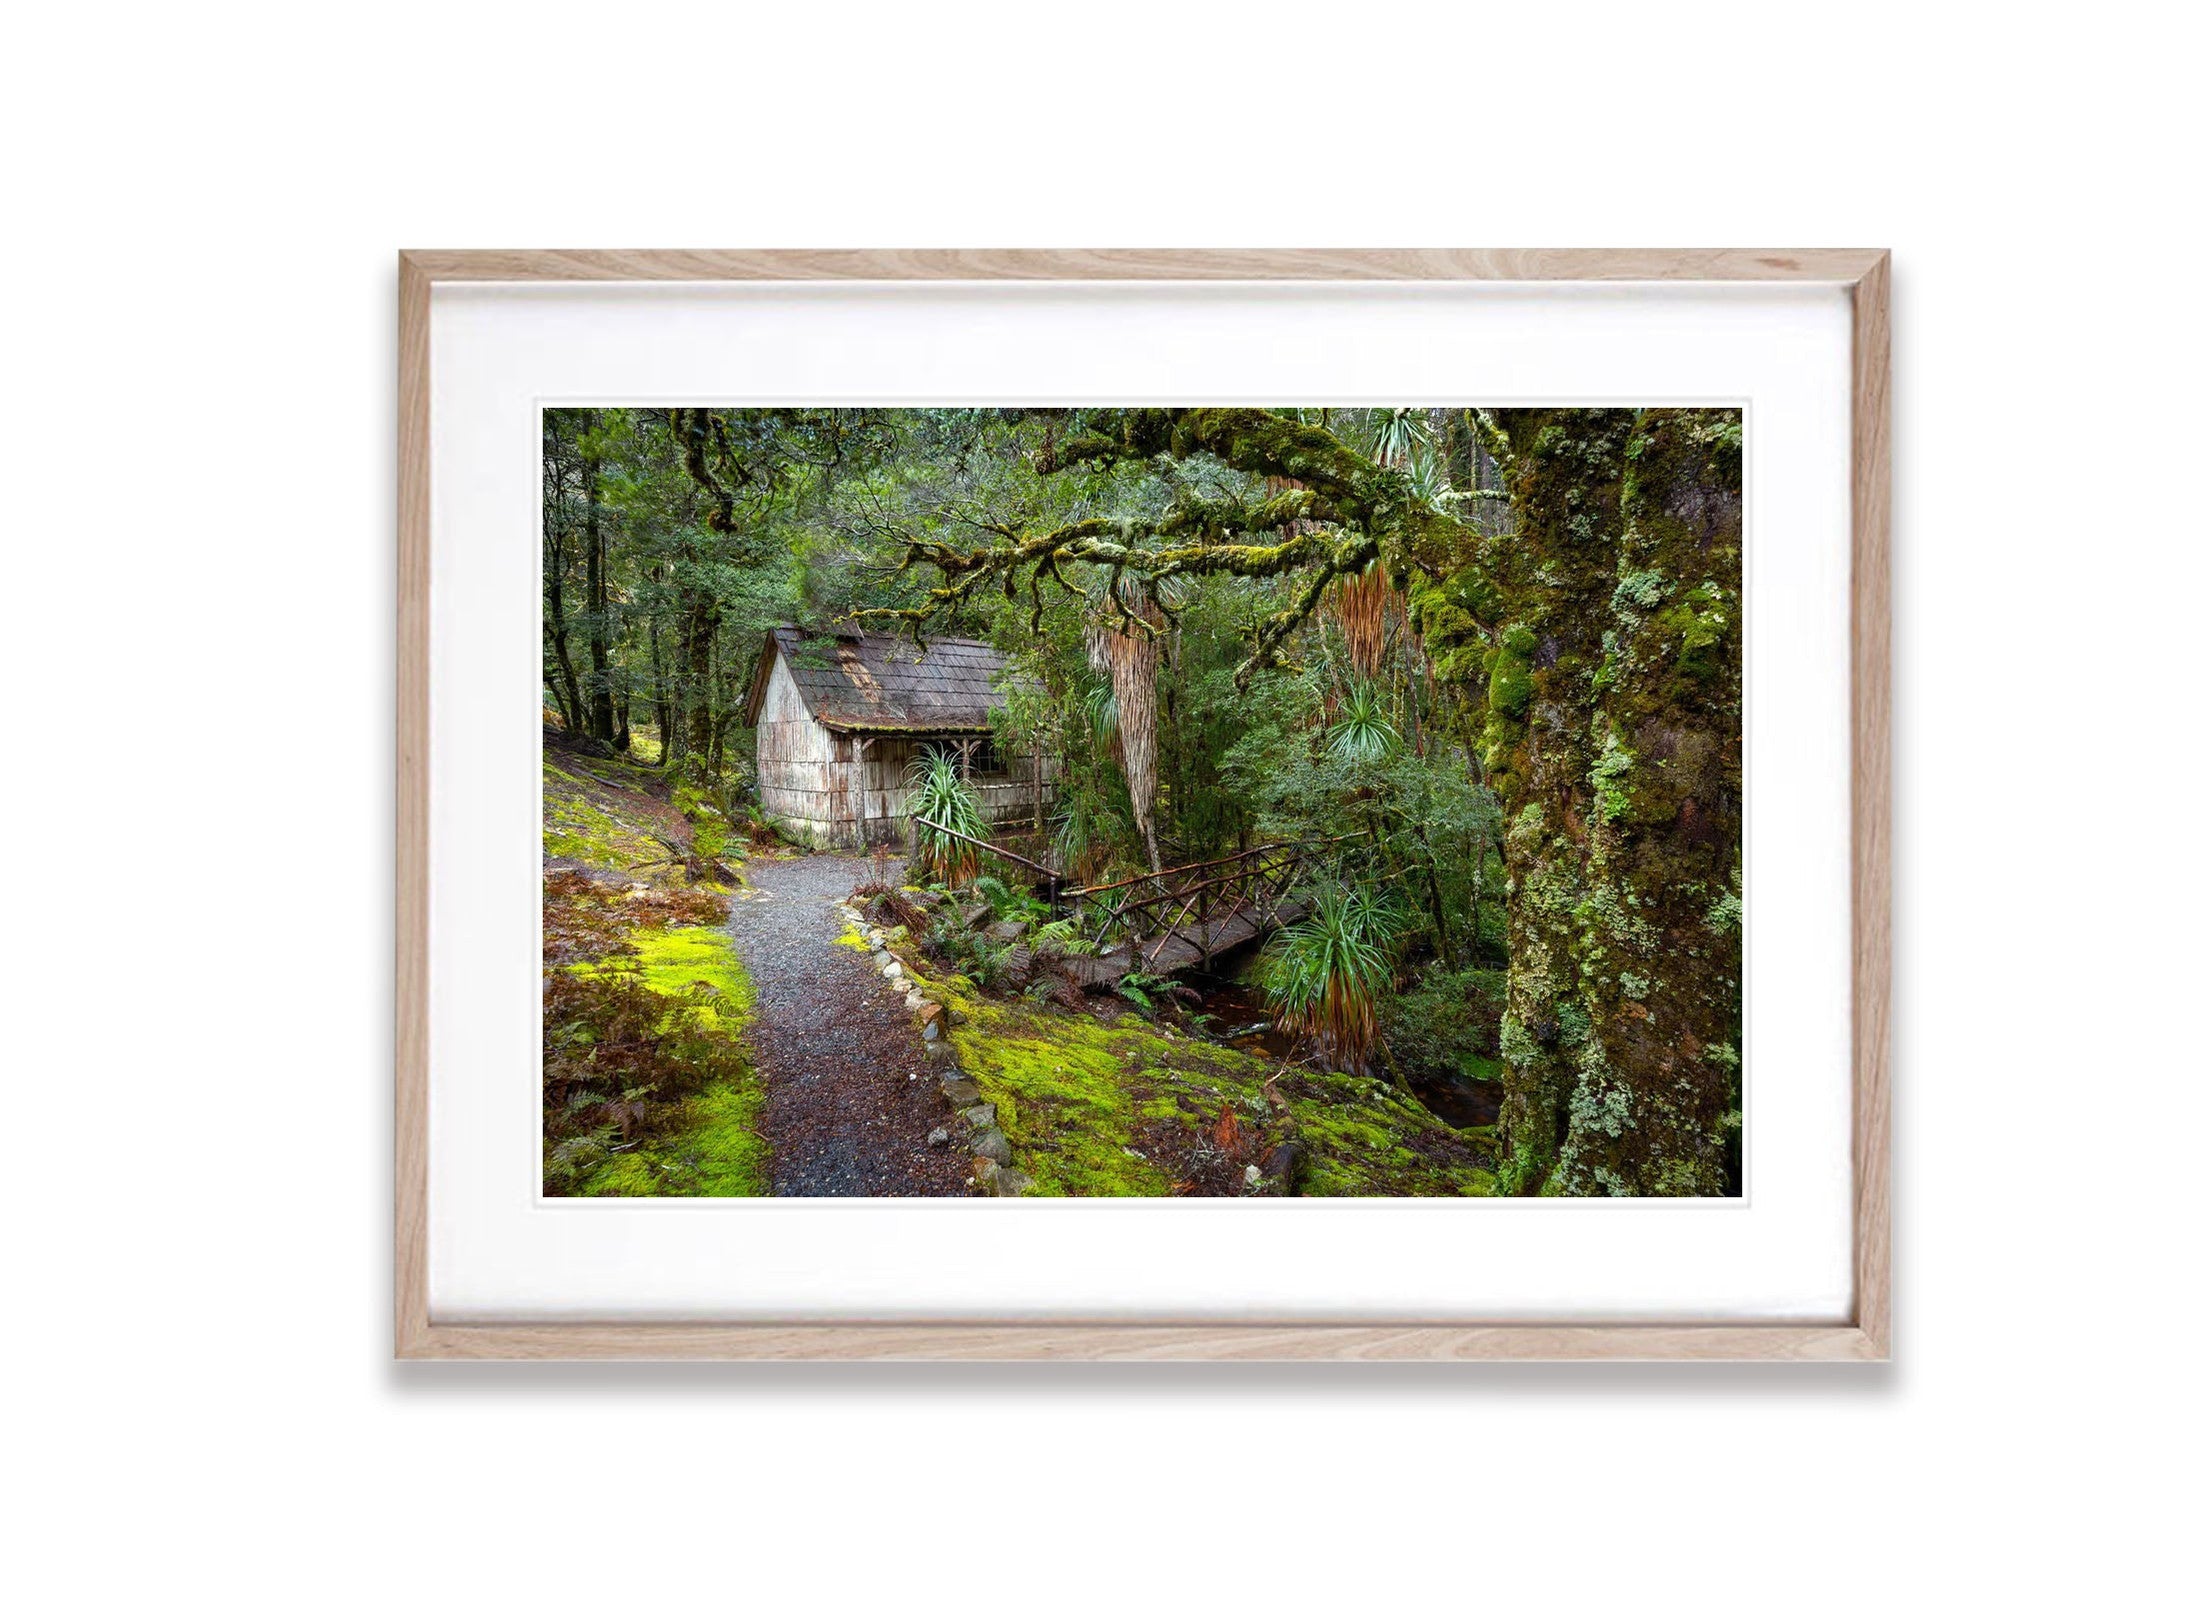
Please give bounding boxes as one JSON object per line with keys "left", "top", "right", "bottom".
{"left": 540, "top": 735, "right": 768, "bottom": 1198}
{"left": 563, "top": 923, "right": 767, "bottom": 1198}
{"left": 542, "top": 744, "right": 690, "bottom": 876}
{"left": 926, "top": 971, "right": 1494, "bottom": 1198}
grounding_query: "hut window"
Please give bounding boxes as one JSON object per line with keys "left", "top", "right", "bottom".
{"left": 922, "top": 737, "right": 1006, "bottom": 778}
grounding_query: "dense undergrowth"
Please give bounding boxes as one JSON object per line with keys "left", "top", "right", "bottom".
{"left": 541, "top": 736, "right": 766, "bottom": 1198}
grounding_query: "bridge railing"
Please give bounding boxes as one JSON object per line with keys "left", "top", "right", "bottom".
{"left": 1064, "top": 831, "right": 1366, "bottom": 959}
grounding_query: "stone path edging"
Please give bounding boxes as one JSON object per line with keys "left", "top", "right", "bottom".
{"left": 835, "top": 896, "right": 1033, "bottom": 1198}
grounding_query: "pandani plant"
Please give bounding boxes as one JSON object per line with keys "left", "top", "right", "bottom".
{"left": 908, "top": 746, "right": 985, "bottom": 886}
{"left": 1326, "top": 679, "right": 1403, "bottom": 763}
{"left": 1254, "top": 879, "right": 1404, "bottom": 1075}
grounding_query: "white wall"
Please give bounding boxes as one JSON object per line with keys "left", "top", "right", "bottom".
{"left": 8, "top": 4, "right": 2190, "bottom": 1595}
{"left": 753, "top": 653, "right": 838, "bottom": 827}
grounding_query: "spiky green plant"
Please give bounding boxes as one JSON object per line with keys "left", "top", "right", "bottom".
{"left": 1327, "top": 680, "right": 1402, "bottom": 762}
{"left": 1403, "top": 449, "right": 1455, "bottom": 511}
{"left": 908, "top": 746, "right": 985, "bottom": 886}
{"left": 1255, "top": 881, "right": 1404, "bottom": 1073}
{"left": 1083, "top": 684, "right": 1121, "bottom": 755}
{"left": 1358, "top": 407, "right": 1433, "bottom": 467}
{"left": 1052, "top": 770, "right": 1137, "bottom": 885}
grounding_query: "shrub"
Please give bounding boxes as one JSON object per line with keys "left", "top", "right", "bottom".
{"left": 1379, "top": 967, "right": 1506, "bottom": 1084}
{"left": 1254, "top": 881, "right": 1404, "bottom": 1074}
{"left": 908, "top": 747, "right": 985, "bottom": 886}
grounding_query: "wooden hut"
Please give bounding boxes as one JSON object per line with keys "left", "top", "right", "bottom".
{"left": 743, "top": 627, "right": 1054, "bottom": 848}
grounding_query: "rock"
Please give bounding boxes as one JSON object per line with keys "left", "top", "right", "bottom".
{"left": 971, "top": 1156, "right": 1001, "bottom": 1186}
{"left": 965, "top": 902, "right": 995, "bottom": 932}
{"left": 1244, "top": 1164, "right": 1262, "bottom": 1186}
{"left": 903, "top": 991, "right": 925, "bottom": 1011}
{"left": 947, "top": 1007, "right": 969, "bottom": 1027}
{"left": 927, "top": 1126, "right": 951, "bottom": 1147}
{"left": 971, "top": 1129, "right": 1011, "bottom": 1164}
{"left": 1262, "top": 1142, "right": 1306, "bottom": 1196}
{"left": 882, "top": 962, "right": 903, "bottom": 981}
{"left": 940, "top": 1078, "right": 985, "bottom": 1110}
{"left": 925, "top": 1040, "right": 951, "bottom": 1061}
{"left": 916, "top": 1002, "right": 943, "bottom": 1026}
{"left": 922, "top": 1020, "right": 941, "bottom": 1043}
{"left": 961, "top": 1102, "right": 996, "bottom": 1129}
{"left": 992, "top": 1169, "right": 1034, "bottom": 1198}
{"left": 994, "top": 921, "right": 1027, "bottom": 942}
{"left": 891, "top": 977, "right": 913, "bottom": 994}
{"left": 872, "top": 951, "right": 892, "bottom": 971}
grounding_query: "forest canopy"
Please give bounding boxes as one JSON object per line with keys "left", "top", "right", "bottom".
{"left": 543, "top": 405, "right": 1742, "bottom": 1198}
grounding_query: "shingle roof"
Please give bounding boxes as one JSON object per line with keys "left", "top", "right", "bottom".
{"left": 746, "top": 626, "right": 1023, "bottom": 734}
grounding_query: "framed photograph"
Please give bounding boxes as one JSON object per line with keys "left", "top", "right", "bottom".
{"left": 397, "top": 249, "right": 1889, "bottom": 1359}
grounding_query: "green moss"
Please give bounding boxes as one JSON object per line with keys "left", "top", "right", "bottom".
{"left": 574, "top": 1078, "right": 768, "bottom": 1198}
{"left": 834, "top": 927, "right": 871, "bottom": 950}
{"left": 934, "top": 975, "right": 1494, "bottom": 1198}
{"left": 943, "top": 981, "right": 1182, "bottom": 1196}
{"left": 1292, "top": 1074, "right": 1495, "bottom": 1197}
{"left": 565, "top": 925, "right": 765, "bottom": 1198}
{"left": 1487, "top": 643, "right": 1533, "bottom": 718}
{"left": 542, "top": 753, "right": 668, "bottom": 873}
{"left": 584, "top": 1152, "right": 662, "bottom": 1197}
{"left": 662, "top": 1077, "right": 770, "bottom": 1194}
{"left": 628, "top": 926, "right": 754, "bottom": 1029}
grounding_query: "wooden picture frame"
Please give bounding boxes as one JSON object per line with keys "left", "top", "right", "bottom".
{"left": 397, "top": 249, "right": 1890, "bottom": 1360}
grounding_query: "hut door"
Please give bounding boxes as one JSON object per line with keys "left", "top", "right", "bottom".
{"left": 849, "top": 736, "right": 872, "bottom": 849}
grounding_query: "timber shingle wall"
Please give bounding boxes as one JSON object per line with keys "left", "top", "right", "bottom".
{"left": 747, "top": 630, "right": 1057, "bottom": 847}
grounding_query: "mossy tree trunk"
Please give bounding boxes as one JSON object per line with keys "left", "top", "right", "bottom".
{"left": 1459, "top": 409, "right": 1743, "bottom": 1196}
{"left": 681, "top": 602, "right": 716, "bottom": 771}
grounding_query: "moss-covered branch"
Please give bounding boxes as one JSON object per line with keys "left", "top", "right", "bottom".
{"left": 844, "top": 408, "right": 1490, "bottom": 684}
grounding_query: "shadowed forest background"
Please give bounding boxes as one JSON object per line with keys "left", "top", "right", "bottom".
{"left": 541, "top": 406, "right": 1743, "bottom": 1199}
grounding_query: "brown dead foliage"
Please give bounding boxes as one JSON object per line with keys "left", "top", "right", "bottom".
{"left": 541, "top": 869, "right": 741, "bottom": 1165}
{"left": 866, "top": 886, "right": 931, "bottom": 937}
{"left": 543, "top": 870, "right": 730, "bottom": 966}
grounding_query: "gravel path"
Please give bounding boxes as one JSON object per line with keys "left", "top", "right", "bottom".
{"left": 722, "top": 853, "right": 965, "bottom": 1197}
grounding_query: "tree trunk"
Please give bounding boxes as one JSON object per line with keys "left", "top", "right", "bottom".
{"left": 1472, "top": 409, "right": 1744, "bottom": 1197}
{"left": 681, "top": 603, "right": 716, "bottom": 771}
{"left": 579, "top": 413, "right": 617, "bottom": 744}
{"left": 1094, "top": 603, "right": 1163, "bottom": 872}
{"left": 540, "top": 461, "right": 584, "bottom": 730}
{"left": 647, "top": 612, "right": 675, "bottom": 766}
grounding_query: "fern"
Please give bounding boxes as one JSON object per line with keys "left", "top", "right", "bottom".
{"left": 1033, "top": 918, "right": 1099, "bottom": 957}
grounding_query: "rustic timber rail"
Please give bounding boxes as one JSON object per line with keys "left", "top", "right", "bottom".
{"left": 907, "top": 818, "right": 1364, "bottom": 987}
{"left": 909, "top": 815, "right": 1065, "bottom": 902}
{"left": 1061, "top": 831, "right": 1365, "bottom": 987}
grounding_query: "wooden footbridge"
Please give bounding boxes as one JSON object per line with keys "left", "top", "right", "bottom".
{"left": 912, "top": 819, "right": 1359, "bottom": 990}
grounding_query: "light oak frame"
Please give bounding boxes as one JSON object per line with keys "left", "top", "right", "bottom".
{"left": 397, "top": 249, "right": 1891, "bottom": 1360}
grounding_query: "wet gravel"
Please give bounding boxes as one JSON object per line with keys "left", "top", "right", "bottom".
{"left": 722, "top": 853, "right": 966, "bottom": 1197}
